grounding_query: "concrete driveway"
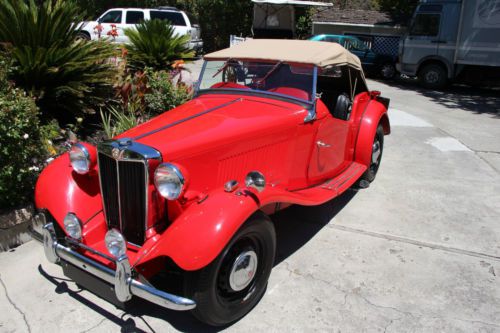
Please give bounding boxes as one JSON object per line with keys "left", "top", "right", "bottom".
{"left": 1, "top": 77, "right": 499, "bottom": 332}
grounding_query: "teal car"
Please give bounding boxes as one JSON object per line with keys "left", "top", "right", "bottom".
{"left": 310, "top": 34, "right": 397, "bottom": 79}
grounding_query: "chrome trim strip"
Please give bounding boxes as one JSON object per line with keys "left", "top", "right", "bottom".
{"left": 42, "top": 223, "right": 196, "bottom": 311}
{"left": 304, "top": 66, "right": 318, "bottom": 123}
{"left": 116, "top": 158, "right": 123, "bottom": 232}
{"left": 133, "top": 98, "right": 242, "bottom": 140}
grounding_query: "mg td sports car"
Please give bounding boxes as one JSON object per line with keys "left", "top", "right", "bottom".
{"left": 31, "top": 39, "right": 390, "bottom": 326}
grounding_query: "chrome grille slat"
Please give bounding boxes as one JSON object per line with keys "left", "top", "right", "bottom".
{"left": 98, "top": 153, "right": 120, "bottom": 229}
{"left": 98, "top": 152, "right": 147, "bottom": 245}
{"left": 97, "top": 140, "right": 162, "bottom": 247}
{"left": 118, "top": 160, "right": 147, "bottom": 245}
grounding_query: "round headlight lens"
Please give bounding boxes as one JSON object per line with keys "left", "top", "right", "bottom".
{"left": 69, "top": 143, "right": 90, "bottom": 174}
{"left": 154, "top": 163, "right": 185, "bottom": 200}
{"left": 105, "top": 229, "right": 127, "bottom": 258}
{"left": 63, "top": 213, "right": 82, "bottom": 240}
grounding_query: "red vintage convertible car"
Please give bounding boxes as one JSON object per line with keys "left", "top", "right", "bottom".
{"left": 31, "top": 39, "right": 390, "bottom": 326}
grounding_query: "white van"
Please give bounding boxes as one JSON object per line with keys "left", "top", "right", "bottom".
{"left": 78, "top": 7, "right": 203, "bottom": 54}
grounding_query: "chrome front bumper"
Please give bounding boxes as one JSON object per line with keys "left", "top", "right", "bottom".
{"left": 40, "top": 222, "right": 196, "bottom": 311}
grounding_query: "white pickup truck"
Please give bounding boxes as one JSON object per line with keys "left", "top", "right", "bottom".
{"left": 78, "top": 7, "right": 203, "bottom": 54}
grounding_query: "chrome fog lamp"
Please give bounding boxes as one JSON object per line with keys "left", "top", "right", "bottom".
{"left": 105, "top": 229, "right": 127, "bottom": 258}
{"left": 154, "top": 163, "right": 185, "bottom": 200}
{"left": 69, "top": 143, "right": 91, "bottom": 174}
{"left": 245, "top": 171, "right": 266, "bottom": 193}
{"left": 63, "top": 213, "right": 82, "bottom": 240}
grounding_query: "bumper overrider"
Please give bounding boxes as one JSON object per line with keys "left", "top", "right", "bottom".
{"left": 36, "top": 218, "right": 196, "bottom": 311}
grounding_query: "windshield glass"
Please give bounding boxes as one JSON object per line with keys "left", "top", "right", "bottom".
{"left": 197, "top": 60, "right": 315, "bottom": 103}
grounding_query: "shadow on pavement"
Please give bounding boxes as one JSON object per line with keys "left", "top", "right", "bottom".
{"left": 373, "top": 77, "right": 500, "bottom": 118}
{"left": 37, "top": 188, "right": 359, "bottom": 332}
{"left": 272, "top": 188, "right": 358, "bottom": 266}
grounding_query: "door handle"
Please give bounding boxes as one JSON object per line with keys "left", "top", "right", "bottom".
{"left": 431, "top": 40, "right": 447, "bottom": 44}
{"left": 316, "top": 141, "right": 331, "bottom": 148}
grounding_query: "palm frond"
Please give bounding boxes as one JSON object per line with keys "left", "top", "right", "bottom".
{"left": 0, "top": 0, "right": 117, "bottom": 120}
{"left": 124, "top": 19, "right": 195, "bottom": 71}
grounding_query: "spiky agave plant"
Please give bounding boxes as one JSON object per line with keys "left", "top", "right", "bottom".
{"left": 124, "top": 19, "right": 195, "bottom": 71}
{"left": 0, "top": 0, "right": 117, "bottom": 120}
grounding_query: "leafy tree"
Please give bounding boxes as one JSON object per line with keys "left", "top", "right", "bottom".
{"left": 373, "top": 0, "right": 419, "bottom": 23}
{"left": 196, "top": 0, "right": 253, "bottom": 52}
{"left": 0, "top": 0, "right": 117, "bottom": 122}
{"left": 124, "top": 19, "right": 195, "bottom": 71}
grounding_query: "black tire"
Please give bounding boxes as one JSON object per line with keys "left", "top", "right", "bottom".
{"left": 360, "top": 124, "right": 384, "bottom": 183}
{"left": 419, "top": 63, "right": 448, "bottom": 89}
{"left": 380, "top": 63, "right": 396, "bottom": 80}
{"left": 76, "top": 32, "right": 91, "bottom": 41}
{"left": 185, "top": 212, "right": 276, "bottom": 326}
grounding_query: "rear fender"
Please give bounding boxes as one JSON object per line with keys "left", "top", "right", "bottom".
{"left": 354, "top": 98, "right": 390, "bottom": 167}
{"left": 35, "top": 153, "right": 102, "bottom": 226}
{"left": 137, "top": 189, "right": 260, "bottom": 271}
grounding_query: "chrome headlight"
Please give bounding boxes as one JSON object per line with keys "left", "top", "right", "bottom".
{"left": 63, "top": 213, "right": 82, "bottom": 240}
{"left": 69, "top": 143, "right": 91, "bottom": 174}
{"left": 154, "top": 163, "right": 185, "bottom": 200}
{"left": 105, "top": 229, "right": 127, "bottom": 258}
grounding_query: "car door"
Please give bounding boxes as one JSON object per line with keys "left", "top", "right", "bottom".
{"left": 400, "top": 5, "right": 443, "bottom": 69}
{"left": 97, "top": 9, "right": 125, "bottom": 43}
{"left": 122, "top": 10, "right": 145, "bottom": 43}
{"left": 308, "top": 102, "right": 350, "bottom": 183}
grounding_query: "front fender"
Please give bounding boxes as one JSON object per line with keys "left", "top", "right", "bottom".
{"left": 354, "top": 99, "right": 390, "bottom": 167}
{"left": 137, "top": 189, "right": 260, "bottom": 271}
{"left": 35, "top": 153, "right": 102, "bottom": 225}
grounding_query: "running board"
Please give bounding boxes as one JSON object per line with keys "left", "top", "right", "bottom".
{"left": 321, "top": 162, "right": 367, "bottom": 194}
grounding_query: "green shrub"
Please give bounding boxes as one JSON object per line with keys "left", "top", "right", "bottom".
{"left": 145, "top": 69, "right": 193, "bottom": 116}
{"left": 0, "top": 87, "right": 43, "bottom": 208}
{"left": 100, "top": 102, "right": 142, "bottom": 139}
{"left": 124, "top": 19, "right": 195, "bottom": 71}
{"left": 0, "top": 0, "right": 117, "bottom": 122}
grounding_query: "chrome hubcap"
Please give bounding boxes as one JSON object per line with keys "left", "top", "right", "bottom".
{"left": 425, "top": 71, "right": 439, "bottom": 83}
{"left": 382, "top": 65, "right": 394, "bottom": 78}
{"left": 372, "top": 140, "right": 381, "bottom": 164}
{"left": 229, "top": 250, "right": 258, "bottom": 292}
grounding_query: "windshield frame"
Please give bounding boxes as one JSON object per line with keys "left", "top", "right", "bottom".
{"left": 194, "top": 59, "right": 318, "bottom": 108}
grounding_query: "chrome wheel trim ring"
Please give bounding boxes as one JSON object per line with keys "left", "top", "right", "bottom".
{"left": 372, "top": 140, "right": 381, "bottom": 164}
{"left": 229, "top": 250, "right": 258, "bottom": 292}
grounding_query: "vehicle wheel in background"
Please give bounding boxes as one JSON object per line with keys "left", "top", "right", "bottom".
{"left": 360, "top": 124, "right": 384, "bottom": 183}
{"left": 76, "top": 32, "right": 91, "bottom": 41}
{"left": 419, "top": 63, "right": 448, "bottom": 89}
{"left": 185, "top": 212, "right": 276, "bottom": 326}
{"left": 380, "top": 63, "right": 396, "bottom": 79}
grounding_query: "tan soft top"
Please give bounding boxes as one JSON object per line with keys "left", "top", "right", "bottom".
{"left": 204, "top": 39, "right": 362, "bottom": 70}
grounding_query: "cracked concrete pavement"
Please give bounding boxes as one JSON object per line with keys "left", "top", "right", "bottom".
{"left": 0, "top": 72, "right": 499, "bottom": 332}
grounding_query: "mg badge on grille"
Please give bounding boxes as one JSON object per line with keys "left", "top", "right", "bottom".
{"left": 112, "top": 148, "right": 122, "bottom": 160}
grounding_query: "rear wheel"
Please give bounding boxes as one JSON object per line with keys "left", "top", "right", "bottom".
{"left": 380, "top": 63, "right": 396, "bottom": 79}
{"left": 185, "top": 213, "right": 276, "bottom": 326}
{"left": 419, "top": 63, "right": 448, "bottom": 89}
{"left": 360, "top": 124, "right": 384, "bottom": 183}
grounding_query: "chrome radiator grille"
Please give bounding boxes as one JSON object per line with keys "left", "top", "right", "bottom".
{"left": 98, "top": 152, "right": 147, "bottom": 245}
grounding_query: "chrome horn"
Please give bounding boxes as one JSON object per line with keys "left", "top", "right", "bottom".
{"left": 245, "top": 171, "right": 266, "bottom": 193}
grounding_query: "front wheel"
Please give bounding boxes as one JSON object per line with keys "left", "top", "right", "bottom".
{"left": 185, "top": 212, "right": 276, "bottom": 326}
{"left": 360, "top": 124, "right": 384, "bottom": 183}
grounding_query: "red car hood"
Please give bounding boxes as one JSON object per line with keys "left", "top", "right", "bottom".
{"left": 118, "top": 93, "right": 308, "bottom": 160}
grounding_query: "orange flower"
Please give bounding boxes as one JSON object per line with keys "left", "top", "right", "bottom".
{"left": 172, "top": 60, "right": 185, "bottom": 69}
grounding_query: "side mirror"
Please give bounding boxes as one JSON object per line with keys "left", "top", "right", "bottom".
{"left": 332, "top": 94, "right": 352, "bottom": 121}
